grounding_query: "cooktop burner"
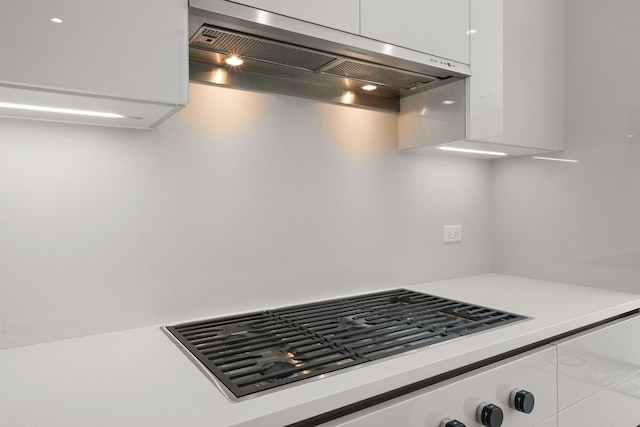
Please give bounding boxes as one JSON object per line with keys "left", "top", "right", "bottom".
{"left": 165, "top": 289, "right": 526, "bottom": 398}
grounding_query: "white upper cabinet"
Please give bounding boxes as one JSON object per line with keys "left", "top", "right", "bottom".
{"left": 399, "top": 0, "right": 565, "bottom": 157}
{"left": 360, "top": 0, "right": 470, "bottom": 64}
{"left": 467, "top": 0, "right": 565, "bottom": 152}
{"left": 226, "top": 0, "right": 360, "bottom": 34}
{"left": 0, "top": 0, "right": 188, "bottom": 129}
{"left": 466, "top": 0, "right": 504, "bottom": 146}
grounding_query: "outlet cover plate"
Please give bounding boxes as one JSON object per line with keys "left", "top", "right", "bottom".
{"left": 443, "top": 225, "right": 462, "bottom": 242}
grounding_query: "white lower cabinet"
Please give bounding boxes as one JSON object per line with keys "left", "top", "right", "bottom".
{"left": 535, "top": 416, "right": 557, "bottom": 427}
{"left": 323, "top": 314, "right": 640, "bottom": 426}
{"left": 325, "top": 346, "right": 557, "bottom": 427}
{"left": 557, "top": 371, "right": 640, "bottom": 426}
{"left": 554, "top": 313, "right": 640, "bottom": 427}
{"left": 555, "top": 314, "right": 640, "bottom": 411}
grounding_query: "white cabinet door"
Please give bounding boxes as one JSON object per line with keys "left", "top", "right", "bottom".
{"left": 555, "top": 314, "right": 640, "bottom": 411}
{"left": 325, "top": 346, "right": 557, "bottom": 427}
{"left": 535, "top": 416, "right": 557, "bottom": 427}
{"left": 558, "top": 372, "right": 640, "bottom": 426}
{"left": 0, "top": 0, "right": 188, "bottom": 128}
{"left": 360, "top": 0, "right": 470, "bottom": 64}
{"left": 399, "top": 0, "right": 565, "bottom": 157}
{"left": 501, "top": 0, "right": 565, "bottom": 152}
{"left": 227, "top": 0, "right": 360, "bottom": 33}
{"left": 467, "top": 0, "right": 503, "bottom": 144}
{"left": 468, "top": 0, "right": 565, "bottom": 151}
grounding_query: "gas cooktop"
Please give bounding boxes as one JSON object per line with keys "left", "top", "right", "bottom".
{"left": 165, "top": 289, "right": 526, "bottom": 399}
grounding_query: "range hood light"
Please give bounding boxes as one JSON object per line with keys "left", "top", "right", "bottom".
{"left": 0, "top": 102, "right": 125, "bottom": 118}
{"left": 439, "top": 146, "right": 507, "bottom": 156}
{"left": 224, "top": 55, "right": 243, "bottom": 66}
{"left": 361, "top": 84, "right": 377, "bottom": 91}
{"left": 50, "top": 17, "right": 63, "bottom": 24}
{"left": 442, "top": 100, "right": 455, "bottom": 105}
{"left": 466, "top": 29, "right": 478, "bottom": 35}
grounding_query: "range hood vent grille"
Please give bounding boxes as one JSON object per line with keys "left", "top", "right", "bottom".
{"left": 192, "top": 27, "right": 340, "bottom": 71}
{"left": 190, "top": 25, "right": 441, "bottom": 90}
{"left": 320, "top": 60, "right": 437, "bottom": 90}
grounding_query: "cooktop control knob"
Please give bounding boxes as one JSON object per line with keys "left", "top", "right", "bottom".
{"left": 476, "top": 403, "right": 503, "bottom": 427}
{"left": 510, "top": 389, "right": 535, "bottom": 413}
{"left": 439, "top": 419, "right": 466, "bottom": 427}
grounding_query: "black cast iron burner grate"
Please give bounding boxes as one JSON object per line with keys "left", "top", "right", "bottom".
{"left": 166, "top": 289, "right": 526, "bottom": 398}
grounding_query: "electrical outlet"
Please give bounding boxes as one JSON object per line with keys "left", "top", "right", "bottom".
{"left": 443, "top": 225, "right": 462, "bottom": 243}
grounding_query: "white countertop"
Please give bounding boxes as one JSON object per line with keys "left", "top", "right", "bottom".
{"left": 2, "top": 274, "right": 639, "bottom": 427}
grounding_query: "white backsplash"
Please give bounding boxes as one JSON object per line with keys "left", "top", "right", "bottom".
{"left": 0, "top": 84, "right": 492, "bottom": 349}
{"left": 491, "top": 0, "right": 640, "bottom": 294}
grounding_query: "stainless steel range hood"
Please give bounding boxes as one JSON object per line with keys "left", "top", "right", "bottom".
{"left": 188, "top": 0, "right": 471, "bottom": 112}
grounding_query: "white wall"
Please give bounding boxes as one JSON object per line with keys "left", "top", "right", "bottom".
{"left": 0, "top": 83, "right": 492, "bottom": 349}
{"left": 492, "top": 0, "right": 640, "bottom": 293}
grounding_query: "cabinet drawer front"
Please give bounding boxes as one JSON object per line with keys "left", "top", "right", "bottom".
{"left": 535, "top": 416, "right": 557, "bottom": 427}
{"left": 556, "top": 314, "right": 640, "bottom": 410}
{"left": 326, "top": 346, "right": 557, "bottom": 427}
{"left": 558, "top": 371, "right": 640, "bottom": 426}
